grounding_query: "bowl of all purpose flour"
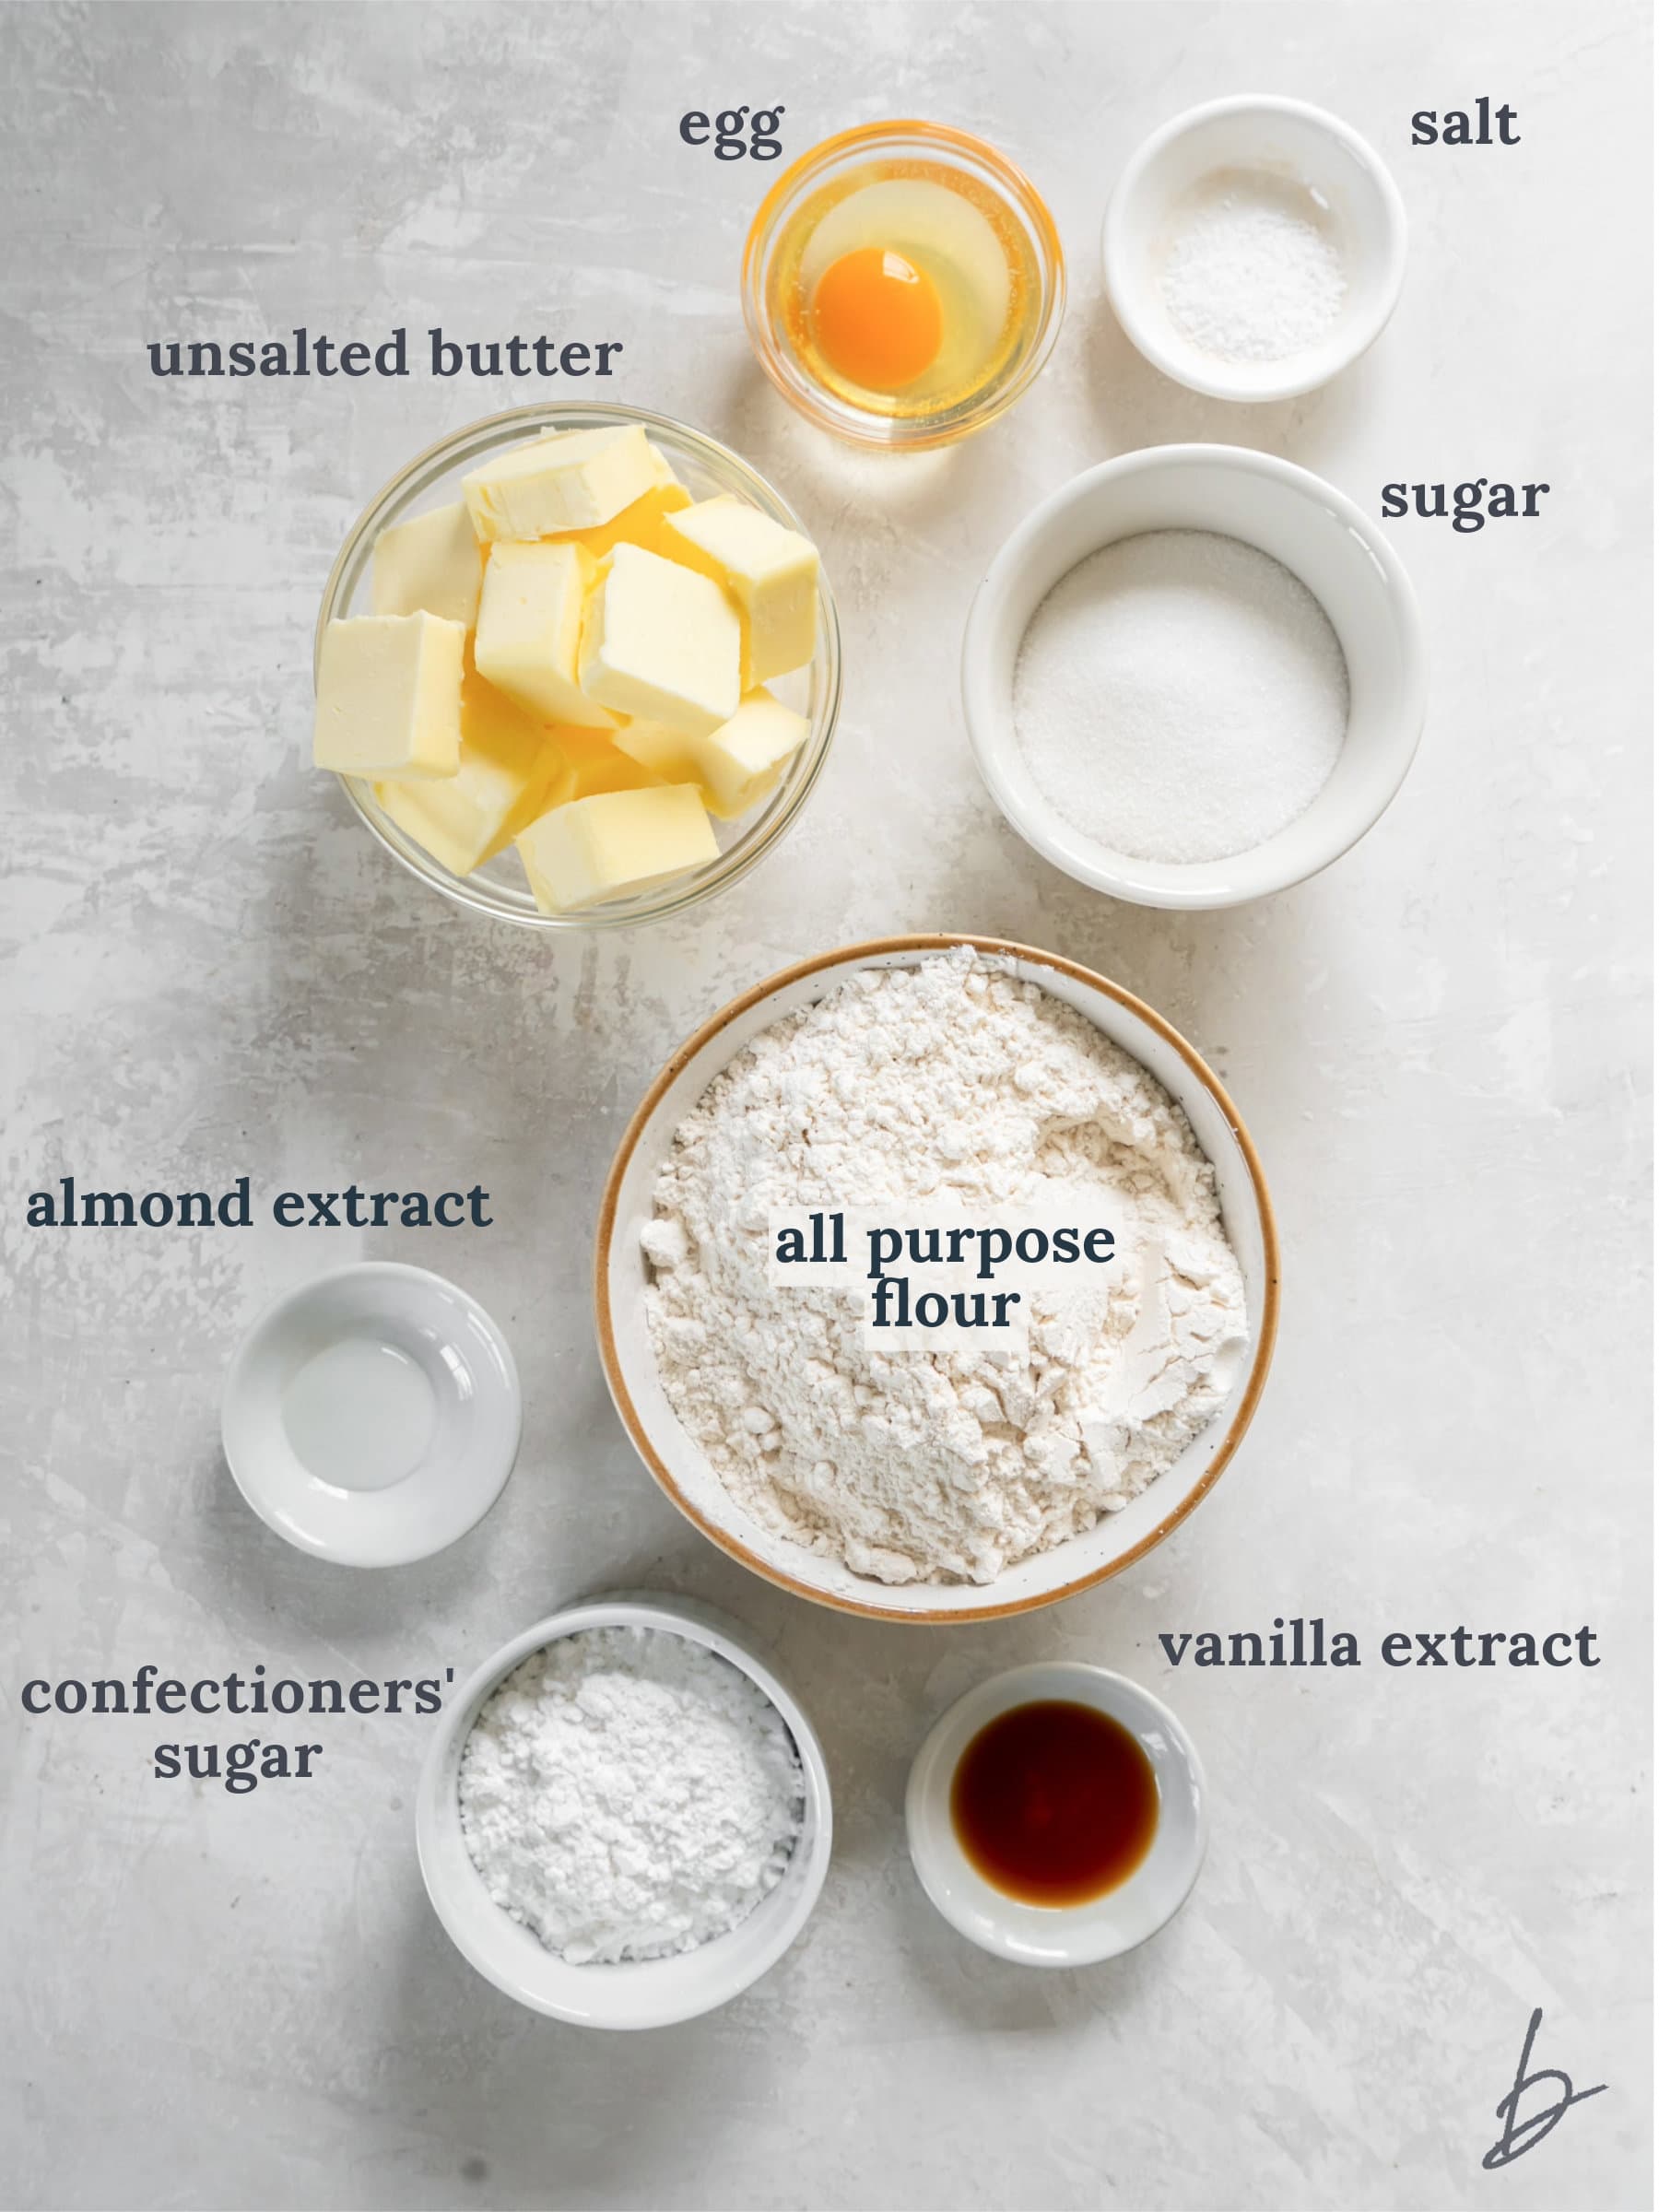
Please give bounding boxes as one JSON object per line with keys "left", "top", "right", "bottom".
{"left": 962, "top": 444, "right": 1426, "bottom": 908}
{"left": 1103, "top": 96, "right": 1407, "bottom": 402}
{"left": 595, "top": 937, "right": 1279, "bottom": 1623}
{"left": 417, "top": 1594, "right": 831, "bottom": 2026}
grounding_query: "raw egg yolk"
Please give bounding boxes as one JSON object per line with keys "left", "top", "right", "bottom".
{"left": 811, "top": 247, "right": 943, "bottom": 392}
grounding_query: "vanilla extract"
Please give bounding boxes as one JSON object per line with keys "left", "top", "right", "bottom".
{"left": 951, "top": 1701, "right": 1159, "bottom": 1906}
{"left": 1159, "top": 1618, "right": 1600, "bottom": 1668}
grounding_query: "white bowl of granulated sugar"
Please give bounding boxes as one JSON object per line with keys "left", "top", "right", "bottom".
{"left": 962, "top": 444, "right": 1427, "bottom": 909}
{"left": 595, "top": 935, "right": 1280, "bottom": 1624}
{"left": 417, "top": 1593, "right": 832, "bottom": 2027}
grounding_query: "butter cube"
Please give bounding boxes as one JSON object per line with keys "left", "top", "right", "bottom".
{"left": 605, "top": 721, "right": 700, "bottom": 792}
{"left": 464, "top": 426, "right": 659, "bottom": 542}
{"left": 578, "top": 544, "right": 740, "bottom": 738}
{"left": 662, "top": 497, "right": 818, "bottom": 684}
{"left": 313, "top": 613, "right": 464, "bottom": 778}
{"left": 644, "top": 441, "right": 683, "bottom": 488}
{"left": 559, "top": 481, "right": 693, "bottom": 562}
{"left": 371, "top": 501, "right": 483, "bottom": 628}
{"left": 475, "top": 540, "right": 618, "bottom": 729}
{"left": 516, "top": 784, "right": 719, "bottom": 912}
{"left": 540, "top": 428, "right": 682, "bottom": 489}
{"left": 546, "top": 725, "right": 665, "bottom": 802}
{"left": 374, "top": 670, "right": 561, "bottom": 874}
{"left": 613, "top": 688, "right": 807, "bottom": 819}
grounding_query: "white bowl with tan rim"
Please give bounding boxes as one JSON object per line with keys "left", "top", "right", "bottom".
{"left": 594, "top": 935, "right": 1279, "bottom": 1624}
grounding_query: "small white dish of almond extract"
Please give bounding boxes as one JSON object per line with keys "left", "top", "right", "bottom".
{"left": 222, "top": 1263, "right": 521, "bottom": 1566}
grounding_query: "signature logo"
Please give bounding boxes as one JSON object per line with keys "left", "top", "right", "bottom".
{"left": 1482, "top": 2006, "right": 1606, "bottom": 2169}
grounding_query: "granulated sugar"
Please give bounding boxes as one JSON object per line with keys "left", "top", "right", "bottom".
{"left": 1013, "top": 529, "right": 1348, "bottom": 864}
{"left": 1159, "top": 171, "right": 1347, "bottom": 363}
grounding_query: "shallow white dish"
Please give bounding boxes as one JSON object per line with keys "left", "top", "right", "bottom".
{"left": 416, "top": 1593, "right": 833, "bottom": 2028}
{"left": 1103, "top": 95, "right": 1407, "bottom": 402}
{"left": 595, "top": 935, "right": 1278, "bottom": 1623}
{"left": 906, "top": 1663, "right": 1206, "bottom": 1965}
{"left": 961, "top": 445, "right": 1427, "bottom": 909}
{"left": 221, "top": 1263, "right": 521, "bottom": 1566}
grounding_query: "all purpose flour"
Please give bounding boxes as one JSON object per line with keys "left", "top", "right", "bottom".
{"left": 643, "top": 947, "right": 1249, "bottom": 1586}
{"left": 458, "top": 1627, "right": 804, "bottom": 1963}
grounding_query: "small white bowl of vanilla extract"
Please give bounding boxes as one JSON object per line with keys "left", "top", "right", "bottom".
{"left": 904, "top": 1664, "right": 1207, "bottom": 1966}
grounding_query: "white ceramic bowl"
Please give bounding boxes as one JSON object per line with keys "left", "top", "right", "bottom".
{"left": 221, "top": 1263, "right": 521, "bottom": 1566}
{"left": 905, "top": 1663, "right": 1207, "bottom": 1966}
{"left": 595, "top": 935, "right": 1279, "bottom": 1623}
{"left": 416, "top": 1593, "right": 833, "bottom": 2028}
{"left": 961, "top": 445, "right": 1427, "bottom": 909}
{"left": 1103, "top": 95, "right": 1407, "bottom": 402}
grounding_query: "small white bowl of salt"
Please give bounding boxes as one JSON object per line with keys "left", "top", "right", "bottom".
{"left": 1103, "top": 95, "right": 1407, "bottom": 402}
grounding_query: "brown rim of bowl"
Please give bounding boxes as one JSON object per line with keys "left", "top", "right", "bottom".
{"left": 593, "top": 933, "right": 1281, "bottom": 1625}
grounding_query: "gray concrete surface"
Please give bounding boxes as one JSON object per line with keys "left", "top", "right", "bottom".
{"left": 0, "top": 5, "right": 1651, "bottom": 2208}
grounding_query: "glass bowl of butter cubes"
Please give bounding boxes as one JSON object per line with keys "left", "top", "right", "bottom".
{"left": 313, "top": 405, "right": 841, "bottom": 927}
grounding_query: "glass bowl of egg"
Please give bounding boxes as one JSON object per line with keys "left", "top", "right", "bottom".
{"left": 313, "top": 404, "right": 841, "bottom": 929}
{"left": 742, "top": 120, "right": 1066, "bottom": 449}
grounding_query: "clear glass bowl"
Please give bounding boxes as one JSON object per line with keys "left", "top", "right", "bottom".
{"left": 314, "top": 404, "right": 842, "bottom": 930}
{"left": 741, "top": 120, "right": 1066, "bottom": 450}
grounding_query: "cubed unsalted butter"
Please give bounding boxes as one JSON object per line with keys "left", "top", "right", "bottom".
{"left": 516, "top": 783, "right": 719, "bottom": 912}
{"left": 661, "top": 496, "right": 818, "bottom": 685}
{"left": 578, "top": 543, "right": 740, "bottom": 738}
{"left": 558, "top": 480, "right": 693, "bottom": 562}
{"left": 613, "top": 688, "right": 807, "bottom": 819}
{"left": 312, "top": 612, "right": 465, "bottom": 779}
{"left": 475, "top": 540, "right": 618, "bottom": 729}
{"left": 545, "top": 724, "right": 665, "bottom": 803}
{"left": 463, "top": 426, "right": 659, "bottom": 542}
{"left": 374, "top": 669, "right": 561, "bottom": 875}
{"left": 540, "top": 428, "right": 683, "bottom": 489}
{"left": 643, "top": 440, "right": 683, "bottom": 488}
{"left": 371, "top": 501, "right": 483, "bottom": 628}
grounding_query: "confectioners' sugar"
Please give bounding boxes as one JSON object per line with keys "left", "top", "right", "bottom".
{"left": 643, "top": 947, "right": 1249, "bottom": 1587}
{"left": 1013, "top": 529, "right": 1348, "bottom": 865}
{"left": 458, "top": 1627, "right": 803, "bottom": 1963}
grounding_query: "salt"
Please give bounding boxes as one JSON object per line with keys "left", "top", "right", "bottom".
{"left": 1159, "top": 171, "right": 1347, "bottom": 364}
{"left": 1012, "top": 530, "right": 1348, "bottom": 865}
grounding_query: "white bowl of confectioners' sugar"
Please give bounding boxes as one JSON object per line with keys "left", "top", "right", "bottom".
{"left": 417, "top": 1593, "right": 831, "bottom": 2027}
{"left": 595, "top": 936, "right": 1279, "bottom": 1624}
{"left": 962, "top": 445, "right": 1427, "bottom": 910}
{"left": 1103, "top": 96, "right": 1407, "bottom": 402}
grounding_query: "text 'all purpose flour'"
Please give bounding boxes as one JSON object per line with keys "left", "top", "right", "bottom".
{"left": 642, "top": 948, "right": 1249, "bottom": 1586}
